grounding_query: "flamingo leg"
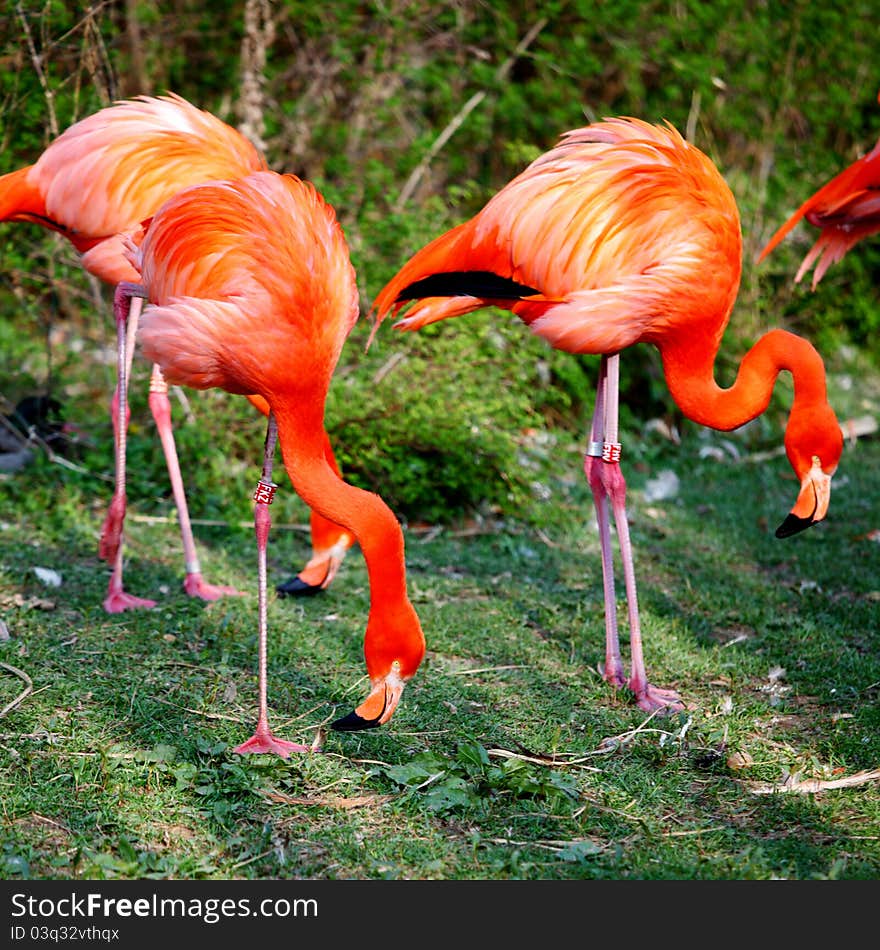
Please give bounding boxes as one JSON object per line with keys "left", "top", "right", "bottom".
{"left": 101, "top": 288, "right": 156, "bottom": 613}
{"left": 146, "top": 365, "right": 245, "bottom": 602}
{"left": 234, "top": 412, "right": 310, "bottom": 757}
{"left": 584, "top": 358, "right": 626, "bottom": 688}
{"left": 584, "top": 354, "right": 684, "bottom": 713}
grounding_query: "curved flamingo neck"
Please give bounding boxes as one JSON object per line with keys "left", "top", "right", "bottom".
{"left": 658, "top": 328, "right": 829, "bottom": 432}
{"left": 270, "top": 396, "right": 423, "bottom": 662}
{"left": 270, "top": 399, "right": 403, "bottom": 584}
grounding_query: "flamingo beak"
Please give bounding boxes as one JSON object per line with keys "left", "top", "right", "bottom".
{"left": 776, "top": 456, "right": 833, "bottom": 538}
{"left": 277, "top": 543, "right": 349, "bottom": 597}
{"left": 331, "top": 662, "right": 406, "bottom": 731}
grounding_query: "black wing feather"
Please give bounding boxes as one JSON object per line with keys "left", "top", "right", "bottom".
{"left": 396, "top": 270, "right": 540, "bottom": 302}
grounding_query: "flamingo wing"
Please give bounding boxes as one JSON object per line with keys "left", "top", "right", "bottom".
{"left": 137, "top": 172, "right": 359, "bottom": 399}
{"left": 1, "top": 94, "right": 266, "bottom": 284}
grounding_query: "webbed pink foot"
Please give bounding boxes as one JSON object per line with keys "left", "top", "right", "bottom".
{"left": 104, "top": 587, "right": 157, "bottom": 613}
{"left": 233, "top": 722, "right": 310, "bottom": 758}
{"left": 183, "top": 572, "right": 245, "bottom": 601}
{"left": 631, "top": 682, "right": 686, "bottom": 714}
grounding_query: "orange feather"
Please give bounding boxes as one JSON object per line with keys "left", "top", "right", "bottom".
{"left": 1, "top": 93, "right": 268, "bottom": 278}
{"left": 0, "top": 94, "right": 353, "bottom": 607}
{"left": 374, "top": 117, "right": 841, "bottom": 504}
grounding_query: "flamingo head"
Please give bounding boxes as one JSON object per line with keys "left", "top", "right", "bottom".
{"left": 276, "top": 537, "right": 352, "bottom": 598}
{"left": 331, "top": 603, "right": 426, "bottom": 732}
{"left": 776, "top": 403, "right": 844, "bottom": 538}
{"left": 331, "top": 662, "right": 408, "bottom": 732}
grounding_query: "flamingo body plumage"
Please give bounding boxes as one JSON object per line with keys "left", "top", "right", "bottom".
{"left": 373, "top": 116, "right": 843, "bottom": 712}
{"left": 0, "top": 94, "right": 353, "bottom": 607}
{"left": 0, "top": 93, "right": 266, "bottom": 275}
{"left": 128, "top": 170, "right": 425, "bottom": 752}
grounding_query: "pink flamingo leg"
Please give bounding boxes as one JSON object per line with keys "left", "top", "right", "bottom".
{"left": 584, "top": 358, "right": 626, "bottom": 689}
{"left": 585, "top": 355, "right": 684, "bottom": 713}
{"left": 102, "top": 288, "right": 156, "bottom": 613}
{"left": 147, "top": 365, "right": 244, "bottom": 602}
{"left": 234, "top": 413, "right": 310, "bottom": 757}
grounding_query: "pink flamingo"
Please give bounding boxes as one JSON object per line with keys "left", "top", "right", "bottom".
{"left": 0, "top": 94, "right": 353, "bottom": 610}
{"left": 373, "top": 117, "right": 844, "bottom": 712}
{"left": 121, "top": 170, "right": 425, "bottom": 753}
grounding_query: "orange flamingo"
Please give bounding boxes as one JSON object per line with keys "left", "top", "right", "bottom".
{"left": 0, "top": 93, "right": 353, "bottom": 610}
{"left": 120, "top": 169, "right": 425, "bottom": 754}
{"left": 759, "top": 99, "right": 880, "bottom": 287}
{"left": 373, "top": 116, "right": 843, "bottom": 713}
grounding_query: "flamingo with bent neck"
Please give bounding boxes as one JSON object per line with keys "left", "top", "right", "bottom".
{"left": 0, "top": 93, "right": 353, "bottom": 610}
{"left": 373, "top": 116, "right": 844, "bottom": 713}
{"left": 120, "top": 169, "right": 425, "bottom": 754}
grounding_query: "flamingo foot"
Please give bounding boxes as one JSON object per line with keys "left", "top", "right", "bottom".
{"left": 104, "top": 588, "right": 157, "bottom": 613}
{"left": 631, "top": 682, "right": 686, "bottom": 714}
{"left": 233, "top": 723, "right": 310, "bottom": 758}
{"left": 183, "top": 572, "right": 245, "bottom": 601}
{"left": 601, "top": 660, "right": 627, "bottom": 690}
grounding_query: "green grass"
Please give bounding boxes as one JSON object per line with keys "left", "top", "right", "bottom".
{"left": 1, "top": 366, "right": 879, "bottom": 881}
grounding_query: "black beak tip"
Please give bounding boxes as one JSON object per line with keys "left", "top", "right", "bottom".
{"left": 331, "top": 710, "right": 382, "bottom": 732}
{"left": 276, "top": 576, "right": 323, "bottom": 598}
{"left": 775, "top": 513, "right": 815, "bottom": 539}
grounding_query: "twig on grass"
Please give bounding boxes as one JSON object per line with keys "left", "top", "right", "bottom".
{"left": 129, "top": 513, "right": 310, "bottom": 532}
{"left": 483, "top": 836, "right": 607, "bottom": 855}
{"left": 263, "top": 790, "right": 396, "bottom": 809}
{"left": 447, "top": 664, "right": 525, "bottom": 676}
{"left": 0, "top": 662, "right": 34, "bottom": 719}
{"left": 487, "top": 747, "right": 603, "bottom": 772}
{"left": 229, "top": 847, "right": 278, "bottom": 871}
{"left": 151, "top": 695, "right": 245, "bottom": 723}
